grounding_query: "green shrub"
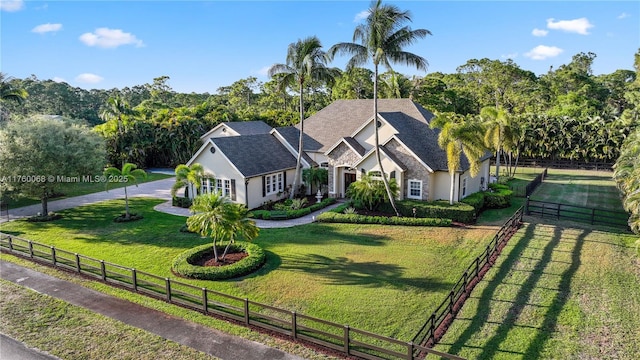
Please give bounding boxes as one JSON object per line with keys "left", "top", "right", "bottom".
{"left": 485, "top": 184, "right": 513, "bottom": 208}
{"left": 249, "top": 198, "right": 336, "bottom": 220}
{"left": 316, "top": 212, "right": 451, "bottom": 227}
{"left": 172, "top": 196, "right": 192, "bottom": 208}
{"left": 380, "top": 200, "right": 475, "bottom": 224}
{"left": 461, "top": 192, "right": 485, "bottom": 214}
{"left": 172, "top": 242, "right": 265, "bottom": 280}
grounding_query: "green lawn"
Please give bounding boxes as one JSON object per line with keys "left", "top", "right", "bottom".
{"left": 432, "top": 168, "right": 639, "bottom": 359}
{"left": 0, "top": 197, "right": 502, "bottom": 341}
{"left": 433, "top": 218, "right": 639, "bottom": 359}
{"left": 0, "top": 279, "right": 218, "bottom": 360}
{"left": 1, "top": 172, "right": 172, "bottom": 208}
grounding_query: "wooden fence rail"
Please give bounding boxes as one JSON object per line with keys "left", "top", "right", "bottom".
{"left": 0, "top": 232, "right": 464, "bottom": 360}
{"left": 525, "top": 199, "right": 629, "bottom": 229}
{"left": 411, "top": 207, "right": 524, "bottom": 352}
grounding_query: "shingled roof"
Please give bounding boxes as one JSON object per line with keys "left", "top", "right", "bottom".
{"left": 224, "top": 121, "right": 273, "bottom": 135}
{"left": 273, "top": 126, "right": 320, "bottom": 166}
{"left": 211, "top": 134, "right": 297, "bottom": 177}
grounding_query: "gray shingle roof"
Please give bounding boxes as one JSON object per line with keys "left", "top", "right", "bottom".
{"left": 211, "top": 134, "right": 297, "bottom": 177}
{"left": 342, "top": 137, "right": 366, "bottom": 156}
{"left": 224, "top": 121, "right": 273, "bottom": 135}
{"left": 273, "top": 126, "right": 319, "bottom": 166}
{"left": 302, "top": 99, "right": 482, "bottom": 172}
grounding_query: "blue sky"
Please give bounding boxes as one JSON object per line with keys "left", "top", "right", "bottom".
{"left": 1, "top": 0, "right": 638, "bottom": 93}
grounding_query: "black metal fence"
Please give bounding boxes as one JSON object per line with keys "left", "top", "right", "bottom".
{"left": 509, "top": 168, "right": 548, "bottom": 198}
{"left": 515, "top": 158, "right": 613, "bottom": 171}
{"left": 524, "top": 199, "right": 629, "bottom": 229}
{"left": 411, "top": 207, "right": 524, "bottom": 352}
{"left": 0, "top": 233, "right": 463, "bottom": 360}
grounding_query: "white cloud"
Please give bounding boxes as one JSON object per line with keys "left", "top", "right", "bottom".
{"left": 32, "top": 23, "right": 62, "bottom": 34}
{"left": 524, "top": 45, "right": 563, "bottom": 60}
{"left": 79, "top": 28, "right": 144, "bottom": 48}
{"left": 0, "top": 0, "right": 24, "bottom": 12}
{"left": 52, "top": 77, "right": 66, "bottom": 83}
{"left": 532, "top": 28, "right": 548, "bottom": 37}
{"left": 617, "top": 12, "right": 630, "bottom": 19}
{"left": 546, "top": 17, "right": 594, "bottom": 35}
{"left": 354, "top": 10, "right": 369, "bottom": 22}
{"left": 75, "top": 73, "right": 104, "bottom": 84}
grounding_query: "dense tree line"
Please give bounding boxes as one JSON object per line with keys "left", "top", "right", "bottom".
{"left": 1, "top": 48, "right": 637, "bottom": 168}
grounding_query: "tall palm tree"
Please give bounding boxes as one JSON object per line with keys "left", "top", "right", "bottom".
{"left": 328, "top": 0, "right": 431, "bottom": 215}
{"left": 481, "top": 106, "right": 514, "bottom": 182}
{"left": 100, "top": 95, "right": 137, "bottom": 166}
{"left": 268, "top": 36, "right": 337, "bottom": 199}
{"left": 187, "top": 193, "right": 259, "bottom": 262}
{"left": 104, "top": 162, "right": 148, "bottom": 220}
{"left": 430, "top": 113, "right": 486, "bottom": 205}
{"left": 613, "top": 128, "right": 640, "bottom": 233}
{"left": 171, "top": 163, "right": 205, "bottom": 198}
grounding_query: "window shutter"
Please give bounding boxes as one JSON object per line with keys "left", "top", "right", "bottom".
{"left": 283, "top": 171, "right": 287, "bottom": 187}
{"left": 231, "top": 179, "right": 236, "bottom": 201}
{"left": 390, "top": 171, "right": 396, "bottom": 179}
{"left": 262, "top": 176, "right": 266, "bottom": 197}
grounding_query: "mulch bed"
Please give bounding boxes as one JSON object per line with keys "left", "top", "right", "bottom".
{"left": 193, "top": 250, "right": 248, "bottom": 267}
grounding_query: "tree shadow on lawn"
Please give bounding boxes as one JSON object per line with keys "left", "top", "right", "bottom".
{"left": 279, "top": 253, "right": 451, "bottom": 292}
{"left": 442, "top": 220, "right": 588, "bottom": 360}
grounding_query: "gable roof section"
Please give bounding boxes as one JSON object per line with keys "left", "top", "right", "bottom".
{"left": 354, "top": 146, "right": 408, "bottom": 172}
{"left": 325, "top": 136, "right": 366, "bottom": 157}
{"left": 272, "top": 126, "right": 319, "bottom": 167}
{"left": 302, "top": 99, "right": 435, "bottom": 152}
{"left": 200, "top": 120, "right": 272, "bottom": 140}
{"left": 211, "top": 134, "right": 297, "bottom": 177}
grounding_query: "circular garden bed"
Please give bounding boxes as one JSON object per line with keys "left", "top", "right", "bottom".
{"left": 172, "top": 241, "right": 265, "bottom": 280}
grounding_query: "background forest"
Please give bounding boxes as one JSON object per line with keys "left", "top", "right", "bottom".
{"left": 2, "top": 51, "right": 639, "bottom": 169}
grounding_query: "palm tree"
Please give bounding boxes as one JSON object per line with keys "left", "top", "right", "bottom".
{"left": 0, "top": 73, "right": 28, "bottom": 121}
{"left": 613, "top": 128, "right": 640, "bottom": 233}
{"left": 187, "top": 193, "right": 259, "bottom": 263}
{"left": 100, "top": 95, "right": 137, "bottom": 166}
{"left": 328, "top": 0, "right": 431, "bottom": 216}
{"left": 430, "top": 113, "right": 486, "bottom": 205}
{"left": 268, "top": 36, "right": 337, "bottom": 199}
{"left": 481, "top": 106, "right": 514, "bottom": 182}
{"left": 104, "top": 163, "right": 148, "bottom": 220}
{"left": 171, "top": 163, "right": 205, "bottom": 198}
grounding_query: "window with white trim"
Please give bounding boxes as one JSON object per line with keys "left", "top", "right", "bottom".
{"left": 408, "top": 179, "right": 422, "bottom": 200}
{"left": 201, "top": 178, "right": 215, "bottom": 194}
{"left": 265, "top": 173, "right": 283, "bottom": 196}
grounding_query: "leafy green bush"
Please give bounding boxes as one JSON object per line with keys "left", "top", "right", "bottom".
{"left": 250, "top": 198, "right": 336, "bottom": 220}
{"left": 461, "top": 192, "right": 485, "bottom": 214}
{"left": 172, "top": 242, "right": 265, "bottom": 280}
{"left": 172, "top": 196, "right": 192, "bottom": 208}
{"left": 485, "top": 184, "right": 513, "bottom": 208}
{"left": 316, "top": 212, "right": 451, "bottom": 227}
{"left": 380, "top": 200, "right": 475, "bottom": 224}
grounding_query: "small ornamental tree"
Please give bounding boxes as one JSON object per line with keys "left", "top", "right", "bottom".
{"left": 187, "top": 193, "right": 259, "bottom": 263}
{"left": 346, "top": 172, "right": 399, "bottom": 211}
{"left": 171, "top": 163, "right": 205, "bottom": 198}
{"left": 104, "top": 163, "right": 147, "bottom": 220}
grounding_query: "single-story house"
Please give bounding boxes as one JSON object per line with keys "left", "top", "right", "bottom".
{"left": 186, "top": 99, "right": 491, "bottom": 209}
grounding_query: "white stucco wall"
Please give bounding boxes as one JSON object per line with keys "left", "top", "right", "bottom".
{"left": 353, "top": 120, "right": 397, "bottom": 152}
{"left": 189, "top": 142, "right": 246, "bottom": 205}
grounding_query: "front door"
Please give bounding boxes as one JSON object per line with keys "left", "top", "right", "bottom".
{"left": 344, "top": 173, "right": 356, "bottom": 197}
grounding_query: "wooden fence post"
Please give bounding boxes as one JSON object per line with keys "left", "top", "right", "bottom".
{"left": 100, "top": 260, "right": 106, "bottom": 281}
{"left": 462, "top": 272, "right": 468, "bottom": 294}
{"left": 343, "top": 325, "right": 350, "bottom": 355}
{"left": 406, "top": 341, "right": 414, "bottom": 360}
{"left": 165, "top": 278, "right": 171, "bottom": 302}
{"left": 429, "top": 313, "right": 436, "bottom": 344}
{"left": 28, "top": 241, "right": 33, "bottom": 258}
{"left": 51, "top": 247, "right": 57, "bottom": 266}
{"left": 449, "top": 290, "right": 455, "bottom": 314}
{"left": 291, "top": 311, "right": 297, "bottom": 339}
{"left": 244, "top": 299, "right": 250, "bottom": 325}
{"left": 525, "top": 197, "right": 530, "bottom": 215}
{"left": 8, "top": 236, "right": 13, "bottom": 251}
{"left": 591, "top": 208, "right": 595, "bottom": 225}
{"left": 202, "top": 288, "right": 208, "bottom": 314}
{"left": 475, "top": 257, "right": 480, "bottom": 278}
{"left": 131, "top": 269, "right": 138, "bottom": 291}
{"left": 75, "top": 254, "right": 81, "bottom": 273}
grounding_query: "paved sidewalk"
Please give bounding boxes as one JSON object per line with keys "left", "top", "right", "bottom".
{"left": 0, "top": 261, "right": 305, "bottom": 360}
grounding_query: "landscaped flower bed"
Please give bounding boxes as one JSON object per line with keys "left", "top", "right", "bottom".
{"left": 250, "top": 197, "right": 336, "bottom": 220}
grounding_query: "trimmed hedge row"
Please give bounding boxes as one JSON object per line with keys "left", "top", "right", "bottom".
{"left": 316, "top": 212, "right": 452, "bottom": 227}
{"left": 251, "top": 198, "right": 336, "bottom": 220}
{"left": 171, "top": 242, "right": 265, "bottom": 280}
{"left": 380, "top": 200, "right": 476, "bottom": 224}
{"left": 461, "top": 183, "right": 513, "bottom": 215}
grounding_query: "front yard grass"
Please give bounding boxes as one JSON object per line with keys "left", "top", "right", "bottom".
{"left": 0, "top": 197, "right": 501, "bottom": 341}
